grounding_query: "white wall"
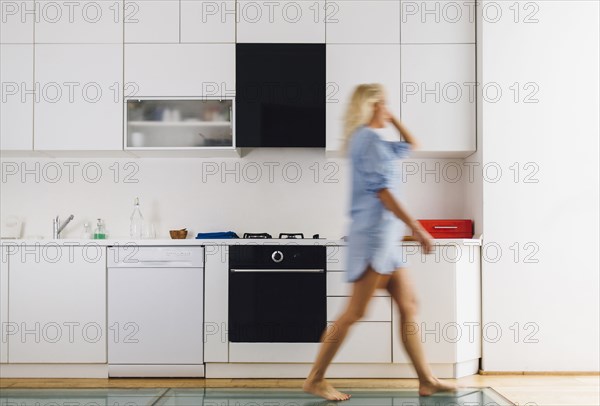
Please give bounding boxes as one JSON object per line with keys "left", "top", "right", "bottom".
{"left": 480, "top": 1, "right": 599, "bottom": 371}
{"left": 0, "top": 149, "right": 470, "bottom": 240}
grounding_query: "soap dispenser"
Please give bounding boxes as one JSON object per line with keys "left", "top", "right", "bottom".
{"left": 93, "top": 218, "right": 106, "bottom": 239}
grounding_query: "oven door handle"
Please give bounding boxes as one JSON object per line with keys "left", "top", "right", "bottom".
{"left": 230, "top": 268, "right": 325, "bottom": 273}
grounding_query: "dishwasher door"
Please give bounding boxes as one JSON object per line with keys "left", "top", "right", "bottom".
{"left": 107, "top": 246, "right": 204, "bottom": 376}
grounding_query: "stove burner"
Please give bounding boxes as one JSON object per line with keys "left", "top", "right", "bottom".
{"left": 279, "top": 233, "right": 304, "bottom": 239}
{"left": 243, "top": 233, "right": 272, "bottom": 239}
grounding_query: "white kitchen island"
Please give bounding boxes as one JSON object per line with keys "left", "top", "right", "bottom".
{"left": 0, "top": 238, "right": 481, "bottom": 378}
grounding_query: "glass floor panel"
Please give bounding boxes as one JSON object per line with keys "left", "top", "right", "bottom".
{"left": 0, "top": 388, "right": 513, "bottom": 406}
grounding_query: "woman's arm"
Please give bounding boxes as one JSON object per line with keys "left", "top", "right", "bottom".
{"left": 389, "top": 115, "right": 420, "bottom": 149}
{"left": 377, "top": 188, "right": 433, "bottom": 254}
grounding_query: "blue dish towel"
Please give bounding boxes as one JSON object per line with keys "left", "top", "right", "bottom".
{"left": 196, "top": 231, "right": 239, "bottom": 239}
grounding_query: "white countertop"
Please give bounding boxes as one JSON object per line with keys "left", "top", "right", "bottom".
{"left": 0, "top": 236, "right": 483, "bottom": 247}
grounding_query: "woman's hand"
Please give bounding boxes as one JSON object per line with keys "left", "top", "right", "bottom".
{"left": 412, "top": 222, "right": 434, "bottom": 254}
{"left": 387, "top": 113, "right": 419, "bottom": 149}
{"left": 382, "top": 105, "right": 394, "bottom": 123}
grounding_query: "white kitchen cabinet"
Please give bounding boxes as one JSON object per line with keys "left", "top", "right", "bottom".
{"left": 125, "top": 98, "right": 234, "bottom": 149}
{"left": 34, "top": 44, "right": 123, "bottom": 150}
{"left": 333, "top": 322, "right": 392, "bottom": 363}
{"left": 401, "top": 0, "right": 475, "bottom": 43}
{"left": 236, "top": 0, "right": 325, "bottom": 43}
{"left": 0, "top": 44, "right": 34, "bottom": 151}
{"left": 124, "top": 0, "right": 179, "bottom": 43}
{"left": 328, "top": 296, "right": 392, "bottom": 322}
{"left": 326, "top": 44, "right": 401, "bottom": 152}
{"left": 392, "top": 244, "right": 481, "bottom": 376}
{"left": 327, "top": 271, "right": 390, "bottom": 297}
{"left": 0, "top": 247, "right": 8, "bottom": 363}
{"left": 181, "top": 1, "right": 236, "bottom": 43}
{"left": 35, "top": 0, "right": 123, "bottom": 43}
{"left": 401, "top": 44, "right": 476, "bottom": 157}
{"left": 125, "top": 44, "right": 235, "bottom": 97}
{"left": 326, "top": 1, "right": 400, "bottom": 44}
{"left": 204, "top": 244, "right": 229, "bottom": 362}
{"left": 0, "top": 0, "right": 34, "bottom": 43}
{"left": 8, "top": 245, "right": 106, "bottom": 363}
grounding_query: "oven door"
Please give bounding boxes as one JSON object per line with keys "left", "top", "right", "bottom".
{"left": 229, "top": 246, "right": 326, "bottom": 343}
{"left": 229, "top": 269, "right": 326, "bottom": 342}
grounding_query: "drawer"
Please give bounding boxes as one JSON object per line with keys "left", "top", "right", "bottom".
{"left": 327, "top": 297, "right": 392, "bottom": 322}
{"left": 326, "top": 246, "right": 347, "bottom": 271}
{"left": 417, "top": 219, "right": 473, "bottom": 239}
{"left": 332, "top": 322, "right": 392, "bottom": 363}
{"left": 327, "top": 271, "right": 390, "bottom": 297}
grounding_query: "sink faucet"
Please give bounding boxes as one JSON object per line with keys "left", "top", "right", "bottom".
{"left": 52, "top": 215, "right": 74, "bottom": 239}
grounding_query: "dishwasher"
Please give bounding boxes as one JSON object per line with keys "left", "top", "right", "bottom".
{"left": 107, "top": 246, "right": 204, "bottom": 377}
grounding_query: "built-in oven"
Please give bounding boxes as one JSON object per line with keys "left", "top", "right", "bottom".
{"left": 229, "top": 245, "right": 326, "bottom": 343}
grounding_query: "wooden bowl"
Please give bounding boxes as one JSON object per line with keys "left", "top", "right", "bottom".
{"left": 169, "top": 229, "right": 188, "bottom": 239}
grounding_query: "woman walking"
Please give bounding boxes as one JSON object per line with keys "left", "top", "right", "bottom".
{"left": 303, "top": 84, "right": 457, "bottom": 401}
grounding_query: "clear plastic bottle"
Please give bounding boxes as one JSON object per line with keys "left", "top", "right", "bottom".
{"left": 81, "top": 223, "right": 92, "bottom": 239}
{"left": 130, "top": 197, "right": 144, "bottom": 239}
{"left": 93, "top": 219, "right": 106, "bottom": 239}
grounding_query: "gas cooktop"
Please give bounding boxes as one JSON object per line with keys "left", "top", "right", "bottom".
{"left": 243, "top": 233, "right": 322, "bottom": 239}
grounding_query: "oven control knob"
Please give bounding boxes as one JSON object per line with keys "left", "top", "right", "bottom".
{"left": 271, "top": 250, "right": 284, "bottom": 263}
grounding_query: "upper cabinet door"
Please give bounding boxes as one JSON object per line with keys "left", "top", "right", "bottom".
{"left": 0, "top": 248, "right": 8, "bottom": 363}
{"left": 326, "top": 44, "right": 401, "bottom": 152}
{"left": 34, "top": 0, "right": 123, "bottom": 43}
{"left": 34, "top": 44, "right": 123, "bottom": 150}
{"left": 236, "top": 0, "right": 325, "bottom": 43}
{"left": 326, "top": 0, "right": 400, "bottom": 44}
{"left": 401, "top": 44, "right": 476, "bottom": 156}
{"left": 401, "top": 0, "right": 475, "bottom": 43}
{"left": 181, "top": 0, "right": 236, "bottom": 43}
{"left": 125, "top": 44, "right": 235, "bottom": 97}
{"left": 0, "top": 0, "right": 34, "bottom": 43}
{"left": 124, "top": 0, "right": 179, "bottom": 43}
{"left": 0, "top": 45, "right": 34, "bottom": 150}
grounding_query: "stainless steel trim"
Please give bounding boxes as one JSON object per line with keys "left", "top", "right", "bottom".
{"left": 230, "top": 269, "right": 324, "bottom": 273}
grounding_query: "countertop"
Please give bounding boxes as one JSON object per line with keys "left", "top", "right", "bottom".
{"left": 0, "top": 236, "right": 483, "bottom": 247}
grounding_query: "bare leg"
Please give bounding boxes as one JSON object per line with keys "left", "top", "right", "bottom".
{"left": 386, "top": 268, "right": 458, "bottom": 396}
{"left": 303, "top": 267, "right": 381, "bottom": 401}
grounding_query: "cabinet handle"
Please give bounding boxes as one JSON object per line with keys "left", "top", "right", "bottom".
{"left": 433, "top": 226, "right": 458, "bottom": 229}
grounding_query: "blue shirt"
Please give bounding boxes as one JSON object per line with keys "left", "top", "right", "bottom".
{"left": 345, "top": 125, "right": 412, "bottom": 282}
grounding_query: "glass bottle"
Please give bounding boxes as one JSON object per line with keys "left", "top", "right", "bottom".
{"left": 130, "top": 197, "right": 144, "bottom": 239}
{"left": 93, "top": 218, "right": 106, "bottom": 239}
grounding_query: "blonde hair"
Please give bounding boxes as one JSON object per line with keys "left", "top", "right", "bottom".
{"left": 341, "top": 83, "right": 385, "bottom": 154}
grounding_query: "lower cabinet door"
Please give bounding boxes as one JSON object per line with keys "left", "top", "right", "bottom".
{"left": 332, "top": 322, "right": 392, "bottom": 363}
{"left": 392, "top": 247, "right": 457, "bottom": 363}
{"left": 8, "top": 246, "right": 106, "bottom": 363}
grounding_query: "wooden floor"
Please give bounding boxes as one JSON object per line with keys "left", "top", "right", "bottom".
{"left": 1, "top": 375, "right": 598, "bottom": 405}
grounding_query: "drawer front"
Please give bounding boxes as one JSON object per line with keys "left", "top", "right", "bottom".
{"left": 326, "top": 246, "right": 347, "bottom": 271}
{"left": 229, "top": 343, "right": 319, "bottom": 363}
{"left": 417, "top": 219, "right": 473, "bottom": 238}
{"left": 327, "top": 297, "right": 392, "bottom": 322}
{"left": 332, "top": 322, "right": 392, "bottom": 363}
{"left": 327, "top": 271, "right": 390, "bottom": 297}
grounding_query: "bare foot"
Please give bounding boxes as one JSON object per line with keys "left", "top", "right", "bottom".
{"left": 303, "top": 378, "right": 351, "bottom": 401}
{"left": 419, "top": 377, "right": 458, "bottom": 396}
